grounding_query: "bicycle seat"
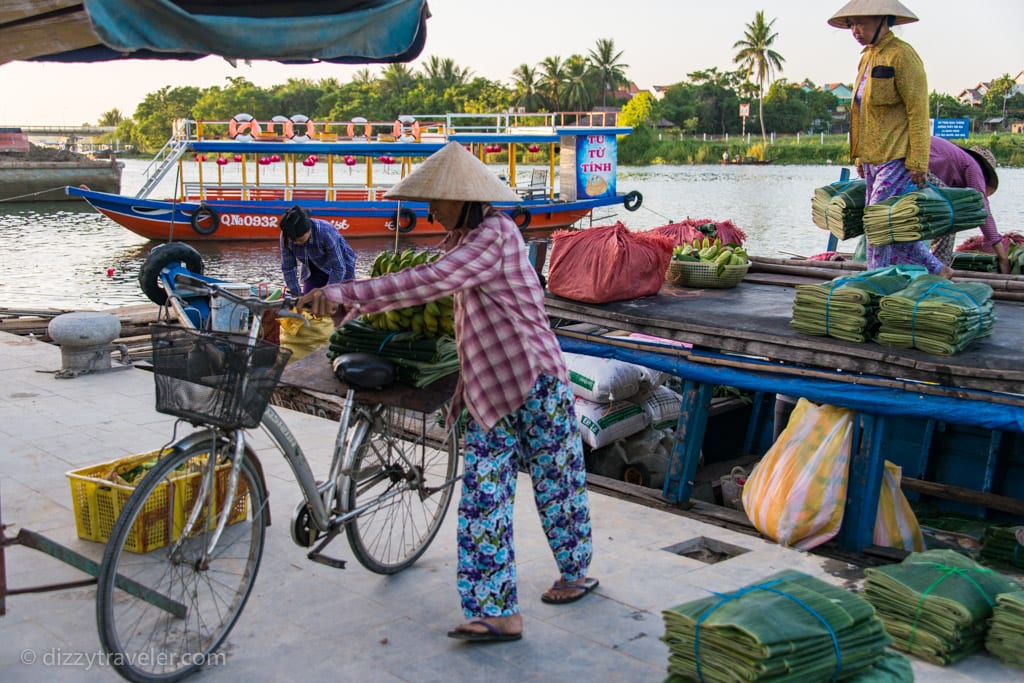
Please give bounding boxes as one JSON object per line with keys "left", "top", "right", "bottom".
{"left": 331, "top": 352, "right": 395, "bottom": 390}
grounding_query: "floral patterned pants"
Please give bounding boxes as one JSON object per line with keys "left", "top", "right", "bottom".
{"left": 864, "top": 160, "right": 945, "bottom": 274}
{"left": 456, "top": 373, "right": 592, "bottom": 618}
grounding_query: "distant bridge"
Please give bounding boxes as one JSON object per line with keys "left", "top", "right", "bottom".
{"left": 9, "top": 125, "right": 117, "bottom": 136}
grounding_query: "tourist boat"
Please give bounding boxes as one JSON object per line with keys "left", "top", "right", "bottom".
{"left": 66, "top": 112, "right": 644, "bottom": 241}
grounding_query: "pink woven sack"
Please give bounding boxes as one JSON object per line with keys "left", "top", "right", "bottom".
{"left": 547, "top": 222, "right": 674, "bottom": 304}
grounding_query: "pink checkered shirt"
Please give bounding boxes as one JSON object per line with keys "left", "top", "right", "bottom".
{"left": 322, "top": 211, "right": 567, "bottom": 431}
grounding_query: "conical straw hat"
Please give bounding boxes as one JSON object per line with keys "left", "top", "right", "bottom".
{"left": 384, "top": 141, "right": 521, "bottom": 203}
{"left": 828, "top": 0, "right": 919, "bottom": 28}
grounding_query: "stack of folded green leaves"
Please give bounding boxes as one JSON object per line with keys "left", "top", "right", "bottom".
{"left": 327, "top": 319, "right": 458, "bottom": 387}
{"left": 980, "top": 526, "right": 1024, "bottom": 570}
{"left": 985, "top": 591, "right": 1024, "bottom": 669}
{"left": 660, "top": 570, "right": 906, "bottom": 682}
{"left": 862, "top": 548, "right": 1023, "bottom": 665}
{"left": 812, "top": 179, "right": 867, "bottom": 240}
{"left": 790, "top": 266, "right": 920, "bottom": 342}
{"left": 876, "top": 275, "right": 995, "bottom": 355}
{"left": 950, "top": 251, "right": 996, "bottom": 273}
{"left": 863, "top": 185, "right": 988, "bottom": 247}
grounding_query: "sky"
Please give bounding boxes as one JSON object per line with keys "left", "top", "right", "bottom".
{"left": 0, "top": 0, "right": 1021, "bottom": 126}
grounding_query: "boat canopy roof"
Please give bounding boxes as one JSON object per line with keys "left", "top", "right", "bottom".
{"left": 189, "top": 140, "right": 447, "bottom": 157}
{"left": 1, "top": 0, "right": 428, "bottom": 65}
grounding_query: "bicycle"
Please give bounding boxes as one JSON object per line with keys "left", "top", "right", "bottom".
{"left": 94, "top": 279, "right": 461, "bottom": 682}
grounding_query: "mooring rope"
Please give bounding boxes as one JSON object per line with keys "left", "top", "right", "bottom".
{"left": 0, "top": 186, "right": 68, "bottom": 202}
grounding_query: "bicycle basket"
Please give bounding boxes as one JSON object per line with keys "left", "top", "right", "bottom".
{"left": 150, "top": 324, "right": 292, "bottom": 429}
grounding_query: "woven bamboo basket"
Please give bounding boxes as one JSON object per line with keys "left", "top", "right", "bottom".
{"left": 666, "top": 260, "right": 750, "bottom": 288}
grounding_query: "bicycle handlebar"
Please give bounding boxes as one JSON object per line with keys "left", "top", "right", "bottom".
{"left": 176, "top": 274, "right": 307, "bottom": 322}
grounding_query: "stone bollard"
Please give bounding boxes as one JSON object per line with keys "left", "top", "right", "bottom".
{"left": 47, "top": 312, "right": 121, "bottom": 377}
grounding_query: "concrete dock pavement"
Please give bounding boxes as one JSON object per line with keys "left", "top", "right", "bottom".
{"left": 0, "top": 330, "right": 1018, "bottom": 682}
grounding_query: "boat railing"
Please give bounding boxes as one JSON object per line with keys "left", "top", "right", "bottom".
{"left": 182, "top": 112, "right": 587, "bottom": 144}
{"left": 181, "top": 181, "right": 393, "bottom": 203}
{"left": 136, "top": 120, "right": 193, "bottom": 198}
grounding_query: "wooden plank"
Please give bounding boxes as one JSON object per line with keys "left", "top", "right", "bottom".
{"left": 277, "top": 350, "right": 457, "bottom": 414}
{"left": 901, "top": 478, "right": 1024, "bottom": 516}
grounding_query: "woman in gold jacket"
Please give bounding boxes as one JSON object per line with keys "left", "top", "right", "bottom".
{"left": 830, "top": 0, "right": 952, "bottom": 278}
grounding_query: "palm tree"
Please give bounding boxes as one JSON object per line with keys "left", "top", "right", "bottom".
{"left": 352, "top": 68, "right": 376, "bottom": 85}
{"left": 511, "top": 63, "right": 542, "bottom": 112}
{"left": 538, "top": 56, "right": 566, "bottom": 112}
{"left": 563, "top": 55, "right": 594, "bottom": 113}
{"left": 422, "top": 56, "right": 472, "bottom": 89}
{"left": 733, "top": 11, "right": 785, "bottom": 143}
{"left": 588, "top": 37, "right": 628, "bottom": 106}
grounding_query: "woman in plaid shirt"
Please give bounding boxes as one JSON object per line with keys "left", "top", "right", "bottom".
{"left": 299, "top": 142, "right": 597, "bottom": 642}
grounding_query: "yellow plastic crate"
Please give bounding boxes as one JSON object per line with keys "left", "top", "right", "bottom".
{"left": 66, "top": 450, "right": 249, "bottom": 553}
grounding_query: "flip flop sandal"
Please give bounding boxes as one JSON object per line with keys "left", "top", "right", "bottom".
{"left": 447, "top": 620, "right": 522, "bottom": 643}
{"left": 541, "top": 577, "right": 600, "bottom": 604}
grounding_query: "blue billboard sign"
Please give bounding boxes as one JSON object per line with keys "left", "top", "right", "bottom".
{"left": 932, "top": 118, "right": 970, "bottom": 139}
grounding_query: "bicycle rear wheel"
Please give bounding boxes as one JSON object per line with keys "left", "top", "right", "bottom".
{"left": 95, "top": 437, "right": 266, "bottom": 682}
{"left": 342, "top": 406, "right": 459, "bottom": 574}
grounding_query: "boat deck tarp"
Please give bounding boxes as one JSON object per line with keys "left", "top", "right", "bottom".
{"left": 1, "top": 0, "right": 429, "bottom": 65}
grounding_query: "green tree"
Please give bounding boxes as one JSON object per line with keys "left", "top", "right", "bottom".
{"left": 132, "top": 85, "right": 203, "bottom": 151}
{"left": 422, "top": 56, "right": 472, "bottom": 89}
{"left": 563, "top": 54, "right": 594, "bottom": 113}
{"left": 617, "top": 92, "right": 655, "bottom": 163}
{"left": 98, "top": 109, "right": 123, "bottom": 127}
{"left": 587, "top": 37, "right": 628, "bottom": 107}
{"left": 733, "top": 10, "right": 785, "bottom": 142}
{"left": 538, "top": 56, "right": 566, "bottom": 112}
{"left": 511, "top": 63, "right": 543, "bottom": 111}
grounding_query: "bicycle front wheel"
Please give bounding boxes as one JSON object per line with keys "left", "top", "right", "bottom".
{"left": 342, "top": 406, "right": 459, "bottom": 574}
{"left": 95, "top": 437, "right": 267, "bottom": 682}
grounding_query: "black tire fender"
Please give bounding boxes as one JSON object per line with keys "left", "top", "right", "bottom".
{"left": 138, "top": 242, "right": 204, "bottom": 305}
{"left": 190, "top": 203, "right": 220, "bottom": 235}
{"left": 510, "top": 206, "right": 532, "bottom": 229}
{"left": 620, "top": 462, "right": 651, "bottom": 488}
{"left": 397, "top": 207, "right": 416, "bottom": 233}
{"left": 623, "top": 191, "right": 643, "bottom": 211}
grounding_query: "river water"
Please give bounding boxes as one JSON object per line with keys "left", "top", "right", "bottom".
{"left": 1, "top": 159, "right": 1021, "bottom": 310}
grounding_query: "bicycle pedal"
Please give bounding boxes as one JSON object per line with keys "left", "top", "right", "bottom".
{"left": 307, "top": 551, "right": 347, "bottom": 569}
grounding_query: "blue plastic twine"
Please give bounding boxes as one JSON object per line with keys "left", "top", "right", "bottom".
{"left": 823, "top": 275, "right": 887, "bottom": 336}
{"left": 925, "top": 182, "right": 957, "bottom": 232}
{"left": 909, "top": 281, "right": 985, "bottom": 346}
{"left": 693, "top": 576, "right": 843, "bottom": 682}
{"left": 377, "top": 331, "right": 397, "bottom": 353}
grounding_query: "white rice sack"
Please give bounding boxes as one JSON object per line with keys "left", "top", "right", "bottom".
{"left": 574, "top": 396, "right": 650, "bottom": 449}
{"left": 631, "top": 385, "right": 683, "bottom": 430}
{"left": 563, "top": 352, "right": 644, "bottom": 403}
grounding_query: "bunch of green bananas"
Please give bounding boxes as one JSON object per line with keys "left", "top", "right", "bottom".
{"left": 1008, "top": 244, "right": 1024, "bottom": 275}
{"left": 362, "top": 248, "right": 455, "bottom": 337}
{"left": 671, "top": 237, "right": 749, "bottom": 275}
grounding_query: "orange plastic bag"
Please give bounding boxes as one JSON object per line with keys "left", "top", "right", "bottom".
{"left": 741, "top": 398, "right": 854, "bottom": 550}
{"left": 873, "top": 460, "right": 925, "bottom": 552}
{"left": 547, "top": 222, "right": 674, "bottom": 303}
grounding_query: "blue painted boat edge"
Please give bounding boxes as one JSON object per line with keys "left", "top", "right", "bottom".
{"left": 66, "top": 185, "right": 628, "bottom": 217}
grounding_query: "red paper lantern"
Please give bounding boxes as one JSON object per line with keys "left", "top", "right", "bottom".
{"left": 258, "top": 157, "right": 271, "bottom": 165}
{"left": 233, "top": 154, "right": 243, "bottom": 162}
{"left": 270, "top": 155, "right": 281, "bottom": 163}
{"left": 216, "top": 157, "right": 228, "bottom": 166}
{"left": 528, "top": 144, "right": 540, "bottom": 153}
{"left": 344, "top": 156, "right": 357, "bottom": 166}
